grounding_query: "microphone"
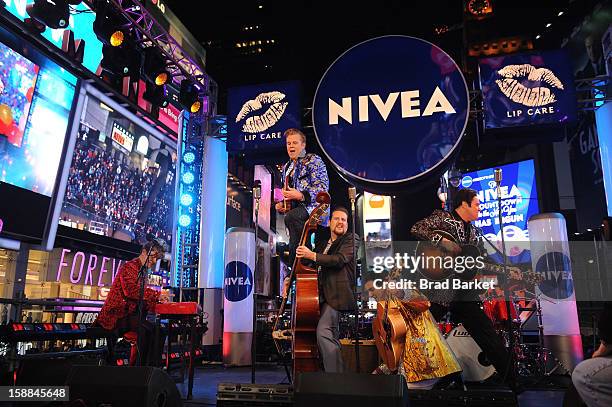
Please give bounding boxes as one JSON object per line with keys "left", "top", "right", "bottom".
{"left": 253, "top": 180, "right": 262, "bottom": 200}
{"left": 348, "top": 186, "right": 356, "bottom": 202}
{"left": 348, "top": 186, "right": 357, "bottom": 213}
{"left": 494, "top": 168, "right": 502, "bottom": 185}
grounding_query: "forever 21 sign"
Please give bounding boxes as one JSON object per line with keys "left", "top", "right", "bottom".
{"left": 312, "top": 35, "right": 470, "bottom": 190}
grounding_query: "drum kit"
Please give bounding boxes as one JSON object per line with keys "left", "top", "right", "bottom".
{"left": 437, "top": 291, "right": 565, "bottom": 382}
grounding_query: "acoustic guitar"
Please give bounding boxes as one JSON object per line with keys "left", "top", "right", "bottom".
{"left": 371, "top": 268, "right": 409, "bottom": 372}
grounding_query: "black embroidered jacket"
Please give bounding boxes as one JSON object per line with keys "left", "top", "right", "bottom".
{"left": 410, "top": 209, "right": 487, "bottom": 304}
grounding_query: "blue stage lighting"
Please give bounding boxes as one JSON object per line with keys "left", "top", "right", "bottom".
{"left": 183, "top": 151, "right": 195, "bottom": 164}
{"left": 182, "top": 172, "right": 195, "bottom": 184}
{"left": 180, "top": 193, "right": 193, "bottom": 206}
{"left": 178, "top": 214, "right": 191, "bottom": 227}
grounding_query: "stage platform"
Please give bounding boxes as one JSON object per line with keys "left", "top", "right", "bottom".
{"left": 180, "top": 364, "right": 569, "bottom": 406}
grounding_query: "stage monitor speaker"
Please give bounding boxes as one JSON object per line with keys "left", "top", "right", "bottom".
{"left": 294, "top": 372, "right": 408, "bottom": 407}
{"left": 217, "top": 383, "right": 293, "bottom": 406}
{"left": 65, "top": 365, "right": 182, "bottom": 407}
{"left": 408, "top": 389, "right": 518, "bottom": 406}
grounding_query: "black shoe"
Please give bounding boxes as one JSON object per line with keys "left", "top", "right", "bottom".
{"left": 434, "top": 372, "right": 464, "bottom": 390}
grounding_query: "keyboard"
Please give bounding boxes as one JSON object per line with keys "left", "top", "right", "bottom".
{"left": 155, "top": 302, "right": 201, "bottom": 316}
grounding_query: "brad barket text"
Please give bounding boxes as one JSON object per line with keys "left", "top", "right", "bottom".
{"left": 372, "top": 253, "right": 486, "bottom": 274}
{"left": 372, "top": 278, "right": 497, "bottom": 291}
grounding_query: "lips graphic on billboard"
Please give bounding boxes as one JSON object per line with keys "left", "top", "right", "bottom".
{"left": 227, "top": 81, "right": 301, "bottom": 152}
{"left": 495, "top": 64, "right": 564, "bottom": 107}
{"left": 235, "top": 91, "right": 288, "bottom": 133}
{"left": 479, "top": 50, "right": 577, "bottom": 129}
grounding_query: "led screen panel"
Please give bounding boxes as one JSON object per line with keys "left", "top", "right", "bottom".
{"left": 460, "top": 159, "right": 539, "bottom": 263}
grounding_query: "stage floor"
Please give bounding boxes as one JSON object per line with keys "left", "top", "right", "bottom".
{"left": 180, "top": 364, "right": 568, "bottom": 406}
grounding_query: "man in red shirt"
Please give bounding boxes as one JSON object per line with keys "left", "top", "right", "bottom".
{"left": 95, "top": 240, "right": 170, "bottom": 364}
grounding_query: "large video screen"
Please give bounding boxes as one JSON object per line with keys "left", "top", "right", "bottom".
{"left": 460, "top": 159, "right": 539, "bottom": 263}
{"left": 60, "top": 94, "right": 177, "bottom": 247}
{"left": 479, "top": 50, "right": 577, "bottom": 129}
{"left": 0, "top": 25, "right": 78, "bottom": 243}
{"left": 0, "top": 41, "right": 76, "bottom": 196}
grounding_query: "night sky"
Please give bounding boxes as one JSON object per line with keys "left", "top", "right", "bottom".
{"left": 164, "top": 0, "right": 586, "bottom": 235}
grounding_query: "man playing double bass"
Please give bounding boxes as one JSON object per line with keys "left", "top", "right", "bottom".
{"left": 275, "top": 128, "right": 329, "bottom": 268}
{"left": 295, "top": 207, "right": 360, "bottom": 373}
{"left": 410, "top": 188, "right": 521, "bottom": 384}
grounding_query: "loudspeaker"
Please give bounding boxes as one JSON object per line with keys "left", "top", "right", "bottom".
{"left": 13, "top": 357, "right": 100, "bottom": 386}
{"left": 65, "top": 366, "right": 182, "bottom": 407}
{"left": 294, "top": 372, "right": 408, "bottom": 407}
{"left": 217, "top": 383, "right": 293, "bottom": 406}
{"left": 407, "top": 389, "right": 517, "bottom": 406}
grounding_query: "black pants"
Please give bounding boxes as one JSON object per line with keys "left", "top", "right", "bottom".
{"left": 430, "top": 301, "right": 512, "bottom": 381}
{"left": 284, "top": 205, "right": 309, "bottom": 267}
{"left": 111, "top": 314, "right": 155, "bottom": 365}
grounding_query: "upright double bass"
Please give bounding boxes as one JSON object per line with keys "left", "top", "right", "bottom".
{"left": 272, "top": 192, "right": 330, "bottom": 379}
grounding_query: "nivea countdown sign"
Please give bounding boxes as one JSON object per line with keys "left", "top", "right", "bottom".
{"left": 313, "top": 36, "right": 469, "bottom": 189}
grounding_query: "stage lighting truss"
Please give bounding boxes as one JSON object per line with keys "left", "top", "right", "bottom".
{"left": 575, "top": 75, "right": 612, "bottom": 111}
{"left": 103, "top": 0, "right": 210, "bottom": 99}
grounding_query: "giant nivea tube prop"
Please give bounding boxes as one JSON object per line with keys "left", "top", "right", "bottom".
{"left": 528, "top": 213, "right": 583, "bottom": 371}
{"left": 223, "top": 227, "right": 255, "bottom": 366}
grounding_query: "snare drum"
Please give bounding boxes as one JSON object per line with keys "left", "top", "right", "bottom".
{"left": 445, "top": 324, "right": 496, "bottom": 382}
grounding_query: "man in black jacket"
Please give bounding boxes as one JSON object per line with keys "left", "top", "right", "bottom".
{"left": 296, "top": 207, "right": 359, "bottom": 373}
{"left": 411, "top": 188, "right": 519, "bottom": 383}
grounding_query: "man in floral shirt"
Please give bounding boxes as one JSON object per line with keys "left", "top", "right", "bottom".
{"left": 94, "top": 240, "right": 169, "bottom": 363}
{"left": 275, "top": 128, "right": 329, "bottom": 268}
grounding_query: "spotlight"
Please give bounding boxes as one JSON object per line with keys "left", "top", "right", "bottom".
{"left": 183, "top": 151, "right": 196, "bottom": 164}
{"left": 93, "top": 0, "right": 129, "bottom": 47}
{"left": 180, "top": 194, "right": 193, "bottom": 206}
{"left": 100, "top": 43, "right": 142, "bottom": 77}
{"left": 182, "top": 172, "right": 194, "bottom": 184}
{"left": 143, "top": 47, "right": 170, "bottom": 86}
{"left": 26, "top": 0, "right": 71, "bottom": 29}
{"left": 142, "top": 82, "right": 169, "bottom": 108}
{"left": 178, "top": 215, "right": 191, "bottom": 227}
{"left": 179, "top": 79, "right": 202, "bottom": 113}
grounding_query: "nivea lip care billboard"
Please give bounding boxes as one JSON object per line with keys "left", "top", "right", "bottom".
{"left": 312, "top": 35, "right": 469, "bottom": 191}
{"left": 460, "top": 159, "right": 539, "bottom": 263}
{"left": 227, "top": 81, "right": 301, "bottom": 152}
{"left": 479, "top": 50, "right": 577, "bottom": 129}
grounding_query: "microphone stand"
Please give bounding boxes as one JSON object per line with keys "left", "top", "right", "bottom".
{"left": 136, "top": 243, "right": 156, "bottom": 366}
{"left": 251, "top": 185, "right": 261, "bottom": 384}
{"left": 495, "top": 170, "right": 517, "bottom": 390}
{"left": 349, "top": 187, "right": 360, "bottom": 372}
